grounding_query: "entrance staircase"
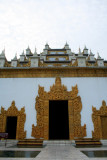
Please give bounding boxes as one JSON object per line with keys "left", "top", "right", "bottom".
{"left": 17, "top": 139, "right": 43, "bottom": 147}
{"left": 75, "top": 138, "right": 102, "bottom": 146}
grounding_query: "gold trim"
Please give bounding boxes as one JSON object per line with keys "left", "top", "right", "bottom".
{"left": 0, "top": 67, "right": 107, "bottom": 78}
{"left": 0, "top": 101, "right": 26, "bottom": 139}
{"left": 32, "top": 77, "right": 86, "bottom": 140}
{"left": 92, "top": 100, "right": 107, "bottom": 139}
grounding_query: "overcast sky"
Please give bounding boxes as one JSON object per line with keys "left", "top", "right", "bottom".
{"left": 0, "top": 0, "right": 107, "bottom": 60}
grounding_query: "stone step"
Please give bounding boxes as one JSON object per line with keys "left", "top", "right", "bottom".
{"left": 43, "top": 140, "right": 74, "bottom": 146}
{"left": 75, "top": 138, "right": 102, "bottom": 146}
{"left": 18, "top": 139, "right": 43, "bottom": 147}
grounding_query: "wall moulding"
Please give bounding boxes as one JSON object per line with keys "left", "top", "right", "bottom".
{"left": 92, "top": 100, "right": 107, "bottom": 139}
{"left": 0, "top": 101, "right": 26, "bottom": 139}
{"left": 0, "top": 67, "right": 107, "bottom": 78}
{"left": 32, "top": 77, "right": 86, "bottom": 140}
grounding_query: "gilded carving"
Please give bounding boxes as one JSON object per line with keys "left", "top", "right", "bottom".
{"left": 104, "top": 63, "right": 107, "bottom": 66}
{"left": 0, "top": 67, "right": 107, "bottom": 78}
{"left": 23, "top": 60, "right": 31, "bottom": 67}
{"left": 72, "top": 60, "right": 78, "bottom": 66}
{"left": 4, "top": 60, "right": 11, "bottom": 67}
{"left": 86, "top": 61, "right": 92, "bottom": 66}
{"left": 32, "top": 77, "right": 86, "bottom": 140}
{"left": 0, "top": 101, "right": 26, "bottom": 139}
{"left": 92, "top": 100, "right": 107, "bottom": 139}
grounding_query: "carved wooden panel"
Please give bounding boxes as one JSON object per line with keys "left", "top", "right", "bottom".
{"left": 0, "top": 101, "right": 26, "bottom": 139}
{"left": 92, "top": 100, "right": 107, "bottom": 139}
{"left": 32, "top": 77, "right": 86, "bottom": 140}
{"left": 101, "top": 116, "right": 107, "bottom": 139}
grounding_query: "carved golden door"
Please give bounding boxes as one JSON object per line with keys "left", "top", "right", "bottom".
{"left": 32, "top": 77, "right": 86, "bottom": 140}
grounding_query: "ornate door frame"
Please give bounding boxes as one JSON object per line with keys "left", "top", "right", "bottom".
{"left": 0, "top": 101, "right": 26, "bottom": 139}
{"left": 92, "top": 100, "right": 107, "bottom": 139}
{"left": 32, "top": 77, "right": 86, "bottom": 140}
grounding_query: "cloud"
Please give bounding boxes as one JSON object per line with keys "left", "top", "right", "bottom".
{"left": 0, "top": 0, "right": 107, "bottom": 60}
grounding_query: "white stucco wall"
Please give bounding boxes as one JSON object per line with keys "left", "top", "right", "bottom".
{"left": 0, "top": 77, "right": 107, "bottom": 138}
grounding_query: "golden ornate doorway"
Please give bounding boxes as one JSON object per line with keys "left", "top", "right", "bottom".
{"left": 92, "top": 100, "right": 107, "bottom": 139}
{"left": 32, "top": 77, "right": 86, "bottom": 140}
{"left": 0, "top": 101, "right": 26, "bottom": 139}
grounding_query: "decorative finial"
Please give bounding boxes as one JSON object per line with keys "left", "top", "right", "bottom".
{"left": 22, "top": 50, "right": 24, "bottom": 55}
{"left": 84, "top": 45, "right": 87, "bottom": 50}
{"left": 97, "top": 52, "right": 101, "bottom": 59}
{"left": 90, "top": 49, "right": 93, "bottom": 55}
{"left": 13, "top": 53, "right": 17, "bottom": 60}
{"left": 65, "top": 41, "right": 68, "bottom": 45}
{"left": 26, "top": 45, "right": 30, "bottom": 50}
{"left": 34, "top": 47, "right": 37, "bottom": 55}
{"left": 1, "top": 48, "right": 5, "bottom": 56}
{"left": 79, "top": 47, "right": 81, "bottom": 54}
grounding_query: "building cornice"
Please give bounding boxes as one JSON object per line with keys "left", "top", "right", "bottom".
{"left": 0, "top": 67, "right": 107, "bottom": 78}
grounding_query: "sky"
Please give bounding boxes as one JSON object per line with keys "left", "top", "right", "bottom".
{"left": 0, "top": 0, "right": 107, "bottom": 60}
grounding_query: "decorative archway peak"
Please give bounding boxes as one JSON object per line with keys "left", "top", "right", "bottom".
{"left": 38, "top": 77, "right": 78, "bottom": 100}
{"left": 92, "top": 100, "right": 107, "bottom": 115}
{"left": 32, "top": 77, "right": 86, "bottom": 139}
{"left": 55, "top": 77, "right": 62, "bottom": 86}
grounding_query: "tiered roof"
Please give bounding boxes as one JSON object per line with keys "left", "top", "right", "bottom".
{"left": 0, "top": 43, "right": 107, "bottom": 68}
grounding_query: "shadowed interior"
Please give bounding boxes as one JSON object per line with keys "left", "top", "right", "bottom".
{"left": 6, "top": 116, "right": 17, "bottom": 139}
{"left": 49, "top": 100, "right": 69, "bottom": 140}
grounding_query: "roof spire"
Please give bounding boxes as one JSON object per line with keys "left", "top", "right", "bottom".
{"left": 13, "top": 53, "right": 17, "bottom": 60}
{"left": 64, "top": 42, "right": 69, "bottom": 49}
{"left": 65, "top": 41, "right": 68, "bottom": 46}
{"left": 34, "top": 47, "right": 37, "bottom": 55}
{"left": 22, "top": 50, "right": 24, "bottom": 55}
{"left": 97, "top": 52, "right": 101, "bottom": 59}
{"left": 45, "top": 43, "right": 49, "bottom": 49}
{"left": 0, "top": 48, "right": 5, "bottom": 58}
{"left": 79, "top": 47, "right": 81, "bottom": 54}
{"left": 84, "top": 45, "right": 87, "bottom": 50}
{"left": 90, "top": 49, "right": 94, "bottom": 55}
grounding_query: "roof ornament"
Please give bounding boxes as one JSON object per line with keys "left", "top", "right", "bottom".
{"left": 79, "top": 47, "right": 81, "bottom": 54}
{"left": 34, "top": 47, "right": 37, "bottom": 55}
{"left": 65, "top": 41, "right": 68, "bottom": 46}
{"left": 46, "top": 42, "right": 48, "bottom": 45}
{"left": 64, "top": 41, "right": 69, "bottom": 49}
{"left": 97, "top": 52, "right": 101, "bottom": 59}
{"left": 0, "top": 48, "right": 6, "bottom": 59}
{"left": 26, "top": 45, "right": 30, "bottom": 51}
{"left": 90, "top": 49, "right": 93, "bottom": 55}
{"left": 22, "top": 50, "right": 24, "bottom": 55}
{"left": 84, "top": 45, "right": 87, "bottom": 50}
{"left": 1, "top": 48, "right": 5, "bottom": 56}
{"left": 45, "top": 42, "right": 49, "bottom": 49}
{"left": 13, "top": 53, "right": 17, "bottom": 60}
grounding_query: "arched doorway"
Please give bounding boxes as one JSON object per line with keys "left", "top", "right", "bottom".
{"left": 32, "top": 77, "right": 86, "bottom": 140}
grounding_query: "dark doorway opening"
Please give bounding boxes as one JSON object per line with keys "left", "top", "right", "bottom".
{"left": 6, "top": 116, "right": 17, "bottom": 139}
{"left": 49, "top": 100, "right": 69, "bottom": 140}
